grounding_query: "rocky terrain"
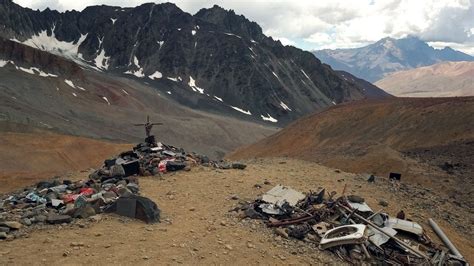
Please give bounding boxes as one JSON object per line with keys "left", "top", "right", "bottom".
{"left": 314, "top": 36, "right": 474, "bottom": 82}
{"left": 375, "top": 61, "right": 474, "bottom": 97}
{"left": 0, "top": 0, "right": 388, "bottom": 126}
{"left": 229, "top": 97, "right": 474, "bottom": 232}
{"left": 0, "top": 158, "right": 472, "bottom": 264}
{"left": 0, "top": 37, "right": 277, "bottom": 158}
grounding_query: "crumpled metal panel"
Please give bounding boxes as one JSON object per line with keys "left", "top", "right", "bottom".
{"left": 386, "top": 217, "right": 423, "bottom": 236}
{"left": 261, "top": 185, "right": 305, "bottom": 206}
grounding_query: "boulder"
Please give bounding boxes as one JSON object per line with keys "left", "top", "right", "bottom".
{"left": 232, "top": 162, "right": 247, "bottom": 170}
{"left": 46, "top": 214, "right": 72, "bottom": 224}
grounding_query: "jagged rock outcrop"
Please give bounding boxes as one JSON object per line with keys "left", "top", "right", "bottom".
{"left": 0, "top": 0, "right": 388, "bottom": 125}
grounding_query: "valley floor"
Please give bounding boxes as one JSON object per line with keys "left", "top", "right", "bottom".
{"left": 1, "top": 158, "right": 472, "bottom": 264}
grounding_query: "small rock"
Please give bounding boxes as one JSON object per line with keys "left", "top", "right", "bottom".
{"left": 230, "top": 195, "right": 239, "bottom": 200}
{"left": 247, "top": 242, "right": 255, "bottom": 248}
{"left": 274, "top": 228, "right": 288, "bottom": 239}
{"left": 73, "top": 206, "right": 96, "bottom": 219}
{"left": 0, "top": 232, "right": 7, "bottom": 239}
{"left": 35, "top": 215, "right": 47, "bottom": 223}
{"left": 232, "top": 162, "right": 247, "bottom": 170}
{"left": 1, "top": 221, "right": 22, "bottom": 230}
{"left": 95, "top": 233, "right": 103, "bottom": 237}
{"left": 47, "top": 214, "right": 72, "bottom": 224}
{"left": 70, "top": 242, "right": 84, "bottom": 247}
{"left": 220, "top": 221, "right": 227, "bottom": 226}
{"left": 378, "top": 199, "right": 389, "bottom": 207}
{"left": 142, "top": 255, "right": 149, "bottom": 260}
{"left": 189, "top": 207, "right": 196, "bottom": 211}
{"left": 0, "top": 226, "right": 10, "bottom": 233}
{"left": 347, "top": 195, "right": 364, "bottom": 203}
{"left": 105, "top": 244, "right": 112, "bottom": 248}
{"left": 224, "top": 244, "right": 233, "bottom": 250}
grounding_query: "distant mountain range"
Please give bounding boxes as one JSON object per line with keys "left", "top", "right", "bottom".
{"left": 375, "top": 61, "right": 474, "bottom": 97}
{"left": 0, "top": 0, "right": 388, "bottom": 127}
{"left": 314, "top": 36, "right": 474, "bottom": 82}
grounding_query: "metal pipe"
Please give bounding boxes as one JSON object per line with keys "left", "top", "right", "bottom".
{"left": 338, "top": 203, "right": 429, "bottom": 260}
{"left": 428, "top": 218, "right": 464, "bottom": 260}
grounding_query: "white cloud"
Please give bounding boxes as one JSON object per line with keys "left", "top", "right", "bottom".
{"left": 11, "top": 0, "right": 474, "bottom": 55}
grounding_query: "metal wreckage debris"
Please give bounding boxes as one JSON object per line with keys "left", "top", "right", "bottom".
{"left": 232, "top": 185, "right": 467, "bottom": 265}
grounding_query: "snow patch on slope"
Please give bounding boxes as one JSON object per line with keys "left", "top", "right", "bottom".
{"left": 280, "top": 101, "right": 292, "bottom": 111}
{"left": 188, "top": 76, "right": 204, "bottom": 94}
{"left": 124, "top": 56, "right": 145, "bottom": 78}
{"left": 21, "top": 29, "right": 88, "bottom": 65}
{"left": 149, "top": 71, "right": 163, "bottom": 80}
{"left": 102, "top": 96, "right": 111, "bottom": 105}
{"left": 231, "top": 106, "right": 252, "bottom": 115}
{"left": 300, "top": 69, "right": 311, "bottom": 80}
{"left": 167, "top": 76, "right": 182, "bottom": 82}
{"left": 16, "top": 66, "right": 58, "bottom": 77}
{"left": 94, "top": 49, "right": 110, "bottom": 70}
{"left": 0, "top": 60, "right": 13, "bottom": 67}
{"left": 110, "top": 18, "right": 117, "bottom": 24}
{"left": 261, "top": 114, "right": 278, "bottom": 123}
{"left": 214, "top": 96, "right": 223, "bottom": 102}
{"left": 248, "top": 47, "right": 257, "bottom": 56}
{"left": 17, "top": 66, "right": 35, "bottom": 75}
{"left": 224, "top": 32, "right": 242, "bottom": 39}
{"left": 64, "top": 79, "right": 86, "bottom": 91}
{"left": 1, "top": 60, "right": 58, "bottom": 77}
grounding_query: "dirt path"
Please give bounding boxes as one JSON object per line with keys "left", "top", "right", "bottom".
{"left": 1, "top": 158, "right": 472, "bottom": 264}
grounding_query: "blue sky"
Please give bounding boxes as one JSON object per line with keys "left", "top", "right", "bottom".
{"left": 13, "top": 0, "right": 474, "bottom": 55}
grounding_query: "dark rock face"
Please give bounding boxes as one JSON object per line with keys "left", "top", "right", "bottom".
{"left": 314, "top": 36, "right": 474, "bottom": 82}
{"left": 0, "top": 38, "right": 82, "bottom": 76}
{"left": 0, "top": 0, "right": 387, "bottom": 125}
{"left": 335, "top": 71, "right": 393, "bottom": 99}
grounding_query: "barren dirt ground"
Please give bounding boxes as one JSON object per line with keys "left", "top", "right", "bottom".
{"left": 1, "top": 158, "right": 472, "bottom": 265}
{"left": 0, "top": 132, "right": 130, "bottom": 193}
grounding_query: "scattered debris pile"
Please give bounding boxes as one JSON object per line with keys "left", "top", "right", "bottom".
{"left": 234, "top": 185, "right": 467, "bottom": 265}
{"left": 0, "top": 136, "right": 246, "bottom": 241}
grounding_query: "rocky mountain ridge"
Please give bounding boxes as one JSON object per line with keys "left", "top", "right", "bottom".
{"left": 314, "top": 36, "right": 474, "bottom": 82}
{"left": 0, "top": 0, "right": 388, "bottom": 125}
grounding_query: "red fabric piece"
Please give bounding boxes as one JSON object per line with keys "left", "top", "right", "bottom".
{"left": 79, "top": 188, "right": 94, "bottom": 196}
